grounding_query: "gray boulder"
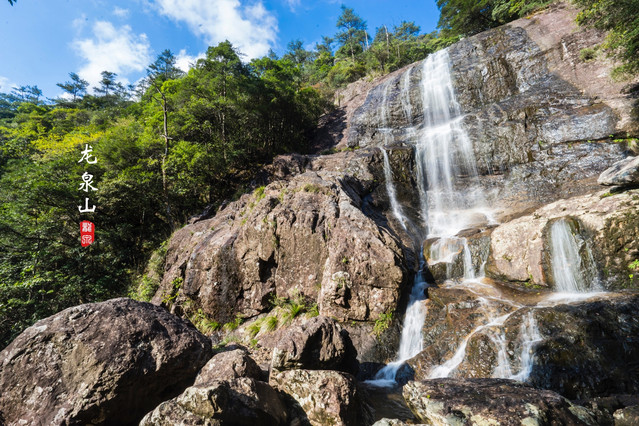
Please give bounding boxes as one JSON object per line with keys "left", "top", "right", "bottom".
{"left": 0, "top": 298, "right": 212, "bottom": 426}
{"left": 195, "top": 348, "right": 263, "bottom": 384}
{"left": 270, "top": 369, "right": 374, "bottom": 426}
{"left": 403, "top": 378, "right": 598, "bottom": 425}
{"left": 270, "top": 315, "right": 358, "bottom": 374}
{"left": 598, "top": 156, "right": 639, "bottom": 187}
{"left": 141, "top": 378, "right": 287, "bottom": 425}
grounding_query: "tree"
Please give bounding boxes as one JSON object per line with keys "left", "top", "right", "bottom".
{"left": 11, "top": 85, "right": 42, "bottom": 105}
{"left": 56, "top": 73, "right": 89, "bottom": 102}
{"left": 93, "top": 71, "right": 128, "bottom": 99}
{"left": 574, "top": 0, "right": 639, "bottom": 75}
{"left": 316, "top": 36, "right": 334, "bottom": 55}
{"left": 283, "top": 39, "right": 313, "bottom": 66}
{"left": 394, "top": 21, "right": 421, "bottom": 41}
{"left": 436, "top": 0, "right": 551, "bottom": 38}
{"left": 141, "top": 49, "right": 184, "bottom": 229}
{"left": 335, "top": 5, "right": 369, "bottom": 61}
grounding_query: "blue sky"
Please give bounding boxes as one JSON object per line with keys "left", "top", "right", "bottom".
{"left": 0, "top": 0, "right": 440, "bottom": 98}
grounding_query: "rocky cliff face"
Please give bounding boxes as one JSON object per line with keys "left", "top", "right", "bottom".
{"left": 130, "top": 2, "right": 639, "bottom": 424}
{"left": 346, "top": 2, "right": 635, "bottom": 217}
{"left": 153, "top": 150, "right": 410, "bottom": 327}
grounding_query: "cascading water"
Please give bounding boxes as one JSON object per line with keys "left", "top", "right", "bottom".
{"left": 378, "top": 78, "right": 409, "bottom": 232}
{"left": 381, "top": 149, "right": 408, "bottom": 231}
{"left": 368, "top": 48, "right": 608, "bottom": 391}
{"left": 509, "top": 312, "right": 543, "bottom": 382}
{"left": 370, "top": 49, "right": 491, "bottom": 385}
{"left": 549, "top": 218, "right": 601, "bottom": 293}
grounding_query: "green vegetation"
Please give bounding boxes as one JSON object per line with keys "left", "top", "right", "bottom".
{"left": 2, "top": 1, "right": 636, "bottom": 349}
{"left": 574, "top": 0, "right": 639, "bottom": 76}
{"left": 222, "top": 314, "right": 244, "bottom": 332}
{"left": 188, "top": 308, "right": 221, "bottom": 334}
{"left": 374, "top": 310, "right": 393, "bottom": 336}
{"left": 579, "top": 47, "right": 598, "bottom": 61}
{"left": 244, "top": 291, "right": 315, "bottom": 338}
{"left": 436, "top": 0, "right": 553, "bottom": 38}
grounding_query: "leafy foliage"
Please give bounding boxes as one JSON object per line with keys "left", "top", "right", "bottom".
{"left": 436, "top": 0, "right": 552, "bottom": 38}
{"left": 574, "top": 0, "right": 639, "bottom": 75}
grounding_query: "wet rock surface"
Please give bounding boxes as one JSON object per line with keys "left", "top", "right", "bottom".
{"left": 408, "top": 285, "right": 521, "bottom": 380}
{"left": 403, "top": 378, "right": 598, "bottom": 425}
{"left": 271, "top": 315, "right": 358, "bottom": 374}
{"left": 270, "top": 369, "right": 374, "bottom": 426}
{"left": 486, "top": 188, "right": 639, "bottom": 290}
{"left": 341, "top": 3, "right": 634, "bottom": 220}
{"left": 0, "top": 298, "right": 213, "bottom": 426}
{"left": 520, "top": 294, "right": 639, "bottom": 399}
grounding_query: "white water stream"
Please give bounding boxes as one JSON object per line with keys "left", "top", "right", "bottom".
{"left": 550, "top": 218, "right": 601, "bottom": 293}
{"left": 370, "top": 49, "right": 491, "bottom": 386}
{"left": 368, "top": 49, "right": 606, "bottom": 388}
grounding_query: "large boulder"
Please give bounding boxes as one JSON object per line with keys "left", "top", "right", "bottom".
{"left": 141, "top": 378, "right": 287, "bottom": 425}
{"left": 403, "top": 378, "right": 597, "bottom": 425}
{"left": 598, "top": 155, "right": 639, "bottom": 187}
{"left": 614, "top": 406, "right": 639, "bottom": 426}
{"left": 486, "top": 188, "right": 639, "bottom": 290}
{"left": 270, "top": 369, "right": 374, "bottom": 426}
{"left": 195, "top": 348, "right": 263, "bottom": 384}
{"left": 270, "top": 315, "right": 358, "bottom": 374}
{"left": 153, "top": 150, "right": 409, "bottom": 325}
{"left": 518, "top": 294, "right": 639, "bottom": 399}
{"left": 0, "top": 298, "right": 213, "bottom": 426}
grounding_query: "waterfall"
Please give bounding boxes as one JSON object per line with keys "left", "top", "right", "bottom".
{"left": 369, "top": 50, "right": 490, "bottom": 386}
{"left": 509, "top": 312, "right": 542, "bottom": 382}
{"left": 415, "top": 50, "right": 486, "bottom": 240}
{"left": 549, "top": 218, "right": 601, "bottom": 293}
{"left": 381, "top": 149, "right": 408, "bottom": 231}
{"left": 371, "top": 263, "right": 427, "bottom": 384}
{"left": 377, "top": 79, "right": 409, "bottom": 232}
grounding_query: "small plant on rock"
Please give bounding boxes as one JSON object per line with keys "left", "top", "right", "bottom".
{"left": 374, "top": 310, "right": 393, "bottom": 336}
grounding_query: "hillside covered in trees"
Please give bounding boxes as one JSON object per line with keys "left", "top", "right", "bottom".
{"left": 0, "top": 0, "right": 637, "bottom": 349}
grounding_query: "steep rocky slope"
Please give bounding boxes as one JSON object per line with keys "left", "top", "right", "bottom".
{"left": 2, "top": 2, "right": 639, "bottom": 425}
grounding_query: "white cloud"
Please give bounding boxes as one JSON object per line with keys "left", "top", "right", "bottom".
{"left": 72, "top": 14, "right": 88, "bottom": 32}
{"left": 284, "top": 0, "right": 300, "bottom": 11}
{"left": 113, "top": 7, "right": 130, "bottom": 18}
{"left": 72, "top": 21, "right": 152, "bottom": 91}
{"left": 0, "top": 76, "right": 15, "bottom": 92}
{"left": 175, "top": 49, "right": 205, "bottom": 73}
{"left": 152, "top": 0, "right": 278, "bottom": 59}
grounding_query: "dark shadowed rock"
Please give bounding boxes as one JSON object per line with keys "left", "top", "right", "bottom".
{"left": 195, "top": 348, "right": 263, "bottom": 384}
{"left": 403, "top": 378, "right": 598, "bottom": 425}
{"left": 598, "top": 156, "right": 639, "bottom": 187}
{"left": 271, "top": 316, "right": 358, "bottom": 374}
{"left": 0, "top": 298, "right": 213, "bottom": 426}
{"left": 140, "top": 377, "right": 287, "bottom": 425}
{"left": 270, "top": 369, "right": 374, "bottom": 426}
{"left": 614, "top": 405, "right": 639, "bottom": 426}
{"left": 519, "top": 294, "right": 639, "bottom": 400}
